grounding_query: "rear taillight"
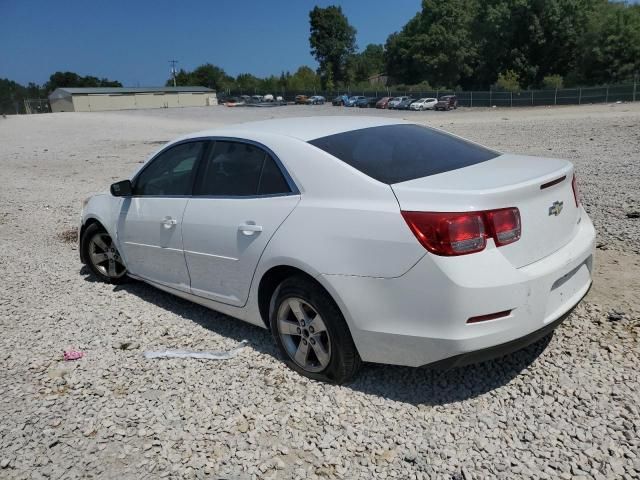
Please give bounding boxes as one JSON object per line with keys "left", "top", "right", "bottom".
{"left": 401, "top": 208, "right": 521, "bottom": 256}
{"left": 485, "top": 208, "right": 521, "bottom": 246}
{"left": 571, "top": 173, "right": 580, "bottom": 207}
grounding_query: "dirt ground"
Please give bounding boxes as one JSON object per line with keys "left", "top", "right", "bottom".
{"left": 0, "top": 103, "right": 638, "bottom": 479}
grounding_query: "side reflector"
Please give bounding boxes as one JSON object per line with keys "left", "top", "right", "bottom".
{"left": 467, "top": 310, "right": 512, "bottom": 324}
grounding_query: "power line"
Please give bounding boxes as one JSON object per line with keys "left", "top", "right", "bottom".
{"left": 169, "top": 60, "right": 179, "bottom": 87}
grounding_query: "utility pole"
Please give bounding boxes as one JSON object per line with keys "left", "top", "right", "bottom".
{"left": 169, "top": 60, "right": 178, "bottom": 87}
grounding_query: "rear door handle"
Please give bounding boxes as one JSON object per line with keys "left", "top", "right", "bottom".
{"left": 238, "top": 223, "right": 263, "bottom": 236}
{"left": 162, "top": 216, "right": 177, "bottom": 228}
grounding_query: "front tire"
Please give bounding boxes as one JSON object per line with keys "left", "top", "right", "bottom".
{"left": 270, "top": 276, "right": 361, "bottom": 384}
{"left": 81, "top": 223, "right": 128, "bottom": 284}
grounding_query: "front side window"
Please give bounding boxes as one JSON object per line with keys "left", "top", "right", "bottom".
{"left": 134, "top": 141, "right": 204, "bottom": 195}
{"left": 195, "top": 141, "right": 291, "bottom": 196}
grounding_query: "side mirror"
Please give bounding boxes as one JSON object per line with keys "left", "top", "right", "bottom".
{"left": 110, "top": 180, "right": 132, "bottom": 197}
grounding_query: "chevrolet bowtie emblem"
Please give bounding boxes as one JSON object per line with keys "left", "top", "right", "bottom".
{"left": 549, "top": 201, "right": 564, "bottom": 216}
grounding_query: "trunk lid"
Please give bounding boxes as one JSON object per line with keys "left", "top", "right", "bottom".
{"left": 391, "top": 154, "right": 580, "bottom": 268}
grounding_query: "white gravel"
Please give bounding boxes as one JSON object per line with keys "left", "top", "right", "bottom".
{"left": 0, "top": 103, "right": 639, "bottom": 479}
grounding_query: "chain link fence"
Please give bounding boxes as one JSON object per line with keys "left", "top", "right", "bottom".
{"left": 227, "top": 83, "right": 639, "bottom": 107}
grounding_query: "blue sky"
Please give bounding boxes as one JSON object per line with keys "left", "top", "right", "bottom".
{"left": 0, "top": 0, "right": 422, "bottom": 86}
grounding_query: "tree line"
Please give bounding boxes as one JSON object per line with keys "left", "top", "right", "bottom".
{"left": 0, "top": 72, "right": 121, "bottom": 114}
{"left": 2, "top": 0, "right": 639, "bottom": 113}
{"left": 170, "top": 1, "right": 640, "bottom": 94}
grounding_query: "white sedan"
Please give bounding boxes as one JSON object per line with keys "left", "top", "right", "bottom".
{"left": 80, "top": 117, "right": 595, "bottom": 383}
{"left": 410, "top": 97, "right": 438, "bottom": 110}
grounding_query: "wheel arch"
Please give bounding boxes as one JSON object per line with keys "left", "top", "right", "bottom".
{"left": 256, "top": 264, "right": 346, "bottom": 332}
{"left": 79, "top": 217, "right": 105, "bottom": 264}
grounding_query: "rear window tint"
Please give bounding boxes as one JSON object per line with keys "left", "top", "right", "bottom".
{"left": 308, "top": 124, "right": 499, "bottom": 184}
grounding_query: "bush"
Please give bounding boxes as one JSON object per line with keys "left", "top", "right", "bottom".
{"left": 543, "top": 74, "right": 564, "bottom": 89}
{"left": 494, "top": 70, "right": 521, "bottom": 92}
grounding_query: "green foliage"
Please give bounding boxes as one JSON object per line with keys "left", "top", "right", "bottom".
{"left": 0, "top": 78, "right": 27, "bottom": 114}
{"left": 543, "top": 74, "right": 564, "bottom": 89}
{"left": 2, "top": 71, "right": 121, "bottom": 114}
{"left": 384, "top": 0, "right": 640, "bottom": 89}
{"left": 495, "top": 70, "right": 521, "bottom": 92}
{"left": 574, "top": 2, "right": 640, "bottom": 85}
{"left": 167, "top": 64, "right": 234, "bottom": 91}
{"left": 385, "top": 0, "right": 477, "bottom": 88}
{"left": 347, "top": 44, "right": 385, "bottom": 83}
{"left": 309, "top": 6, "right": 357, "bottom": 87}
{"left": 286, "top": 66, "right": 320, "bottom": 91}
{"left": 45, "top": 71, "right": 122, "bottom": 92}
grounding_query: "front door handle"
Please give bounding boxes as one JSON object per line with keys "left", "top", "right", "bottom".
{"left": 162, "top": 216, "right": 177, "bottom": 228}
{"left": 238, "top": 223, "right": 263, "bottom": 236}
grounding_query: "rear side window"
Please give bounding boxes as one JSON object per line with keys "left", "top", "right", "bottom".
{"left": 308, "top": 124, "right": 498, "bottom": 184}
{"left": 195, "top": 141, "right": 291, "bottom": 196}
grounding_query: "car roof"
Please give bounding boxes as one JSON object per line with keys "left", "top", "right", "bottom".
{"left": 182, "top": 116, "right": 408, "bottom": 142}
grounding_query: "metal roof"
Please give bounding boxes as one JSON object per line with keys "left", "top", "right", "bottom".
{"left": 50, "top": 86, "right": 214, "bottom": 96}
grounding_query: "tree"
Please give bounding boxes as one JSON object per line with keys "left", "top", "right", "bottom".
{"left": 494, "top": 70, "right": 521, "bottom": 92}
{"left": 471, "top": 0, "right": 598, "bottom": 89}
{"left": 309, "top": 6, "right": 357, "bottom": 87}
{"left": 542, "top": 74, "right": 564, "bottom": 89}
{"left": 166, "top": 63, "right": 233, "bottom": 91}
{"left": 45, "top": 71, "right": 122, "bottom": 92}
{"left": 384, "top": 0, "right": 477, "bottom": 88}
{"left": 347, "top": 44, "right": 385, "bottom": 84}
{"left": 235, "top": 73, "right": 261, "bottom": 92}
{"left": 287, "top": 66, "right": 320, "bottom": 91}
{"left": 574, "top": 1, "right": 640, "bottom": 85}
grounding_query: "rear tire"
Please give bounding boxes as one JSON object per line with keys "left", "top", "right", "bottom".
{"left": 270, "top": 276, "right": 361, "bottom": 384}
{"left": 81, "top": 223, "right": 128, "bottom": 284}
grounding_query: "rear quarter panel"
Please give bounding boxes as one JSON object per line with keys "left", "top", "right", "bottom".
{"left": 257, "top": 138, "right": 426, "bottom": 278}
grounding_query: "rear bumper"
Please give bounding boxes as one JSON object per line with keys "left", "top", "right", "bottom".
{"left": 320, "top": 207, "right": 596, "bottom": 367}
{"left": 424, "top": 282, "right": 589, "bottom": 369}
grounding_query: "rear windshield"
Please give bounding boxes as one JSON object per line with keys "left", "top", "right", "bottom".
{"left": 308, "top": 124, "right": 499, "bottom": 184}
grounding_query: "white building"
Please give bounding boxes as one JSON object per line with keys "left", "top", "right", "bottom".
{"left": 49, "top": 86, "right": 217, "bottom": 112}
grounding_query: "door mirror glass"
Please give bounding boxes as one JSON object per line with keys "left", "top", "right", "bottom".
{"left": 110, "top": 180, "right": 132, "bottom": 197}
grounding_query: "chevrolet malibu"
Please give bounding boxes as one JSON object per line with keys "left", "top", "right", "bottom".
{"left": 79, "top": 117, "right": 595, "bottom": 383}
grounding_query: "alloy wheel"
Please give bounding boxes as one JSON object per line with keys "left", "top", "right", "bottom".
{"left": 88, "top": 232, "right": 126, "bottom": 279}
{"left": 277, "top": 297, "right": 331, "bottom": 373}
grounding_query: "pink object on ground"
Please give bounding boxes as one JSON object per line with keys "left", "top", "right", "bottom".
{"left": 63, "top": 350, "right": 84, "bottom": 361}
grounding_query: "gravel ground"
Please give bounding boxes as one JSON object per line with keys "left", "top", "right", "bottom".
{"left": 0, "top": 104, "right": 638, "bottom": 479}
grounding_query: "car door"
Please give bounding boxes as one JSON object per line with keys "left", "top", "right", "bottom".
{"left": 181, "top": 140, "right": 300, "bottom": 306}
{"left": 117, "top": 140, "right": 206, "bottom": 291}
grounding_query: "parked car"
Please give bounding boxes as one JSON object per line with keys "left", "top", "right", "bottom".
{"left": 395, "top": 97, "right": 417, "bottom": 110}
{"left": 81, "top": 117, "right": 594, "bottom": 384}
{"left": 295, "top": 95, "right": 308, "bottom": 105}
{"left": 332, "top": 95, "right": 349, "bottom": 106}
{"left": 410, "top": 98, "right": 438, "bottom": 111}
{"left": 263, "top": 94, "right": 274, "bottom": 102}
{"left": 355, "top": 97, "right": 379, "bottom": 108}
{"left": 306, "top": 95, "right": 326, "bottom": 105}
{"left": 376, "top": 97, "right": 393, "bottom": 109}
{"left": 435, "top": 95, "right": 458, "bottom": 111}
{"left": 344, "top": 96, "right": 366, "bottom": 107}
{"left": 387, "top": 96, "right": 410, "bottom": 109}
{"left": 223, "top": 97, "right": 245, "bottom": 107}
